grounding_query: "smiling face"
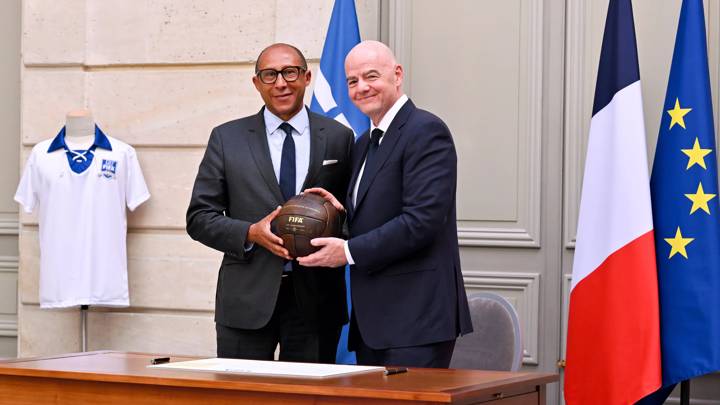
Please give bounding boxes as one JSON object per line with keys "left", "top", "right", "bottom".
{"left": 344, "top": 41, "right": 403, "bottom": 125}
{"left": 253, "top": 44, "right": 311, "bottom": 121}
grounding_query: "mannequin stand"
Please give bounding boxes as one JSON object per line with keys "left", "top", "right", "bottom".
{"left": 80, "top": 305, "right": 89, "bottom": 352}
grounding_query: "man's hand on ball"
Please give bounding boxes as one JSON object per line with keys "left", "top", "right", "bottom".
{"left": 297, "top": 237, "right": 348, "bottom": 267}
{"left": 303, "top": 187, "right": 345, "bottom": 213}
{"left": 247, "top": 206, "right": 291, "bottom": 260}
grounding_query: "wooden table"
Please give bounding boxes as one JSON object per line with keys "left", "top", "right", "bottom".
{"left": 0, "top": 351, "right": 557, "bottom": 404}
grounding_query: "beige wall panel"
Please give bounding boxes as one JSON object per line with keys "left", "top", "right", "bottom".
{"left": 0, "top": 338, "right": 16, "bottom": 358}
{"left": 90, "top": 68, "right": 258, "bottom": 146}
{"left": 128, "top": 257, "right": 217, "bottom": 311}
{"left": 127, "top": 232, "right": 221, "bottom": 311}
{"left": 22, "top": 0, "right": 86, "bottom": 65}
{"left": 21, "top": 68, "right": 86, "bottom": 146}
{"left": 0, "top": 273, "right": 18, "bottom": 313}
{"left": 87, "top": 312, "right": 215, "bottom": 357}
{"left": 18, "top": 304, "right": 80, "bottom": 357}
{"left": 399, "top": 0, "right": 542, "bottom": 247}
{"left": 0, "top": 238, "right": 18, "bottom": 257}
{"left": 127, "top": 231, "right": 221, "bottom": 261}
{"left": 410, "top": 1, "right": 520, "bottom": 221}
{"left": 0, "top": 0, "right": 20, "bottom": 214}
{"left": 129, "top": 148, "right": 205, "bottom": 229}
{"left": 86, "top": 0, "right": 274, "bottom": 65}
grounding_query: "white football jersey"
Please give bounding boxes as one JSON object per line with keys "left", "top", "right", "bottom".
{"left": 15, "top": 127, "right": 150, "bottom": 308}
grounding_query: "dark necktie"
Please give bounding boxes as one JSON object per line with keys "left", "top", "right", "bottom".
{"left": 278, "top": 122, "right": 296, "bottom": 202}
{"left": 357, "top": 128, "right": 384, "bottom": 198}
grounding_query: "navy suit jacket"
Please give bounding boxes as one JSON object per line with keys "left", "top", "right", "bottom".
{"left": 347, "top": 99, "right": 473, "bottom": 350}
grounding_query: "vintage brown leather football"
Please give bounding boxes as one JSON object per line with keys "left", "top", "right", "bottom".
{"left": 274, "top": 193, "right": 342, "bottom": 258}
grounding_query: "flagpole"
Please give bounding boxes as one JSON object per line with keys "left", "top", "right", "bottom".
{"left": 679, "top": 380, "right": 689, "bottom": 405}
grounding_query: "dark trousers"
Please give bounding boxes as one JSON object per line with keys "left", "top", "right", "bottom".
{"left": 351, "top": 314, "right": 456, "bottom": 368}
{"left": 216, "top": 274, "right": 341, "bottom": 363}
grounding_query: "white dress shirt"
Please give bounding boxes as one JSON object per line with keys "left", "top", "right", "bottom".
{"left": 345, "top": 94, "right": 409, "bottom": 264}
{"left": 245, "top": 108, "right": 311, "bottom": 253}
{"left": 263, "top": 107, "right": 311, "bottom": 194}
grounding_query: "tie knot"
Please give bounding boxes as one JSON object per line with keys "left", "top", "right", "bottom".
{"left": 279, "top": 122, "right": 294, "bottom": 136}
{"left": 370, "top": 128, "right": 384, "bottom": 145}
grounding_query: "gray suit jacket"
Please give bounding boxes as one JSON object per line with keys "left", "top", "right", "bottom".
{"left": 187, "top": 107, "right": 354, "bottom": 330}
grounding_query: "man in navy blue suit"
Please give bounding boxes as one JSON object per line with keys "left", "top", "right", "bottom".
{"left": 299, "top": 40, "right": 472, "bottom": 368}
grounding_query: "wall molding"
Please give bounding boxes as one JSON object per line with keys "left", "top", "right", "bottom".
{"left": 388, "top": 0, "right": 544, "bottom": 248}
{"left": 0, "top": 320, "right": 18, "bottom": 338}
{"left": 0, "top": 213, "right": 19, "bottom": 236}
{"left": 562, "top": 0, "right": 592, "bottom": 250}
{"left": 458, "top": 226, "right": 538, "bottom": 248}
{"left": 463, "top": 271, "right": 541, "bottom": 365}
{"left": 0, "top": 256, "right": 19, "bottom": 273}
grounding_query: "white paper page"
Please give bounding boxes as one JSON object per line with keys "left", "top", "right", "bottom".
{"left": 149, "top": 358, "right": 384, "bottom": 378}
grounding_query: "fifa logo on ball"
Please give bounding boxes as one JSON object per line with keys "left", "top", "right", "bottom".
{"left": 288, "top": 216, "right": 304, "bottom": 224}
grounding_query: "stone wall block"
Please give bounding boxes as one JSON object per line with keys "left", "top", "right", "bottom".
{"left": 82, "top": 67, "right": 261, "bottom": 146}
{"left": 86, "top": 0, "right": 274, "bottom": 65}
{"left": 129, "top": 148, "right": 205, "bottom": 229}
{"left": 22, "top": 0, "right": 86, "bottom": 65}
{"left": 22, "top": 69, "right": 86, "bottom": 145}
{"left": 87, "top": 312, "right": 215, "bottom": 357}
{"left": 274, "top": 0, "right": 334, "bottom": 59}
{"left": 18, "top": 304, "right": 81, "bottom": 357}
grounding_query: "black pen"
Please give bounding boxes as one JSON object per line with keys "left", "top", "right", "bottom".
{"left": 151, "top": 357, "right": 170, "bottom": 365}
{"left": 384, "top": 367, "right": 408, "bottom": 376}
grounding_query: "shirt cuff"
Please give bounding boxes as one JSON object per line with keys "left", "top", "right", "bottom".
{"left": 244, "top": 242, "right": 254, "bottom": 252}
{"left": 344, "top": 241, "right": 355, "bottom": 265}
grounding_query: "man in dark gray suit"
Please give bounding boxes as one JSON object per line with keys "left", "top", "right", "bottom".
{"left": 186, "top": 43, "right": 354, "bottom": 363}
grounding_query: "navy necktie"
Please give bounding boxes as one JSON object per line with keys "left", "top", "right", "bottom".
{"left": 278, "top": 122, "right": 296, "bottom": 202}
{"left": 358, "top": 128, "right": 384, "bottom": 196}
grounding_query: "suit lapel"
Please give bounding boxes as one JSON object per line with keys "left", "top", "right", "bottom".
{"left": 246, "top": 108, "right": 284, "bottom": 204}
{"left": 302, "top": 110, "right": 327, "bottom": 191}
{"left": 347, "top": 132, "right": 369, "bottom": 220}
{"left": 353, "top": 100, "right": 415, "bottom": 211}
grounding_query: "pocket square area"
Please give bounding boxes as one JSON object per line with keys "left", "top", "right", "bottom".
{"left": 322, "top": 159, "right": 338, "bottom": 166}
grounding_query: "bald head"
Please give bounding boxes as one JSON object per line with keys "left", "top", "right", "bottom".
{"left": 345, "top": 41, "right": 397, "bottom": 69}
{"left": 255, "top": 43, "right": 307, "bottom": 73}
{"left": 344, "top": 41, "right": 404, "bottom": 125}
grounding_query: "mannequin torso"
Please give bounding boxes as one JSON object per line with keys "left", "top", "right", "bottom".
{"left": 65, "top": 109, "right": 95, "bottom": 150}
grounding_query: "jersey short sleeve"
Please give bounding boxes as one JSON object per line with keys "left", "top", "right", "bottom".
{"left": 15, "top": 151, "right": 37, "bottom": 214}
{"left": 125, "top": 148, "right": 150, "bottom": 211}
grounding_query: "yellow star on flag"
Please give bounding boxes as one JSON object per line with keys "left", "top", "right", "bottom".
{"left": 685, "top": 182, "right": 716, "bottom": 215}
{"left": 664, "top": 227, "right": 694, "bottom": 259}
{"left": 667, "top": 98, "right": 692, "bottom": 129}
{"left": 681, "top": 137, "right": 712, "bottom": 169}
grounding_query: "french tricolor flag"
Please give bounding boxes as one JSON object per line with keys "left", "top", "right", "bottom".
{"left": 564, "top": 0, "right": 662, "bottom": 404}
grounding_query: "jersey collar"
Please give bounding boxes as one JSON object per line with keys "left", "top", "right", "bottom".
{"left": 47, "top": 125, "right": 113, "bottom": 152}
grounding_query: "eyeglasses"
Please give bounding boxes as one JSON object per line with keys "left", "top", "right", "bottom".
{"left": 256, "top": 66, "right": 306, "bottom": 84}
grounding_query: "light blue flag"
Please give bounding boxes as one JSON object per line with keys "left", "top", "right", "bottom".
{"left": 310, "top": 0, "right": 369, "bottom": 364}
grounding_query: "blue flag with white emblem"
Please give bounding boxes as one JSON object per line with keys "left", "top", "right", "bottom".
{"left": 310, "top": 0, "right": 368, "bottom": 364}
{"left": 647, "top": 0, "right": 720, "bottom": 399}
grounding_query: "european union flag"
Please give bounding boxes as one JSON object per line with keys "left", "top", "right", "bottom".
{"left": 310, "top": 0, "right": 369, "bottom": 365}
{"left": 649, "top": 0, "right": 720, "bottom": 397}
